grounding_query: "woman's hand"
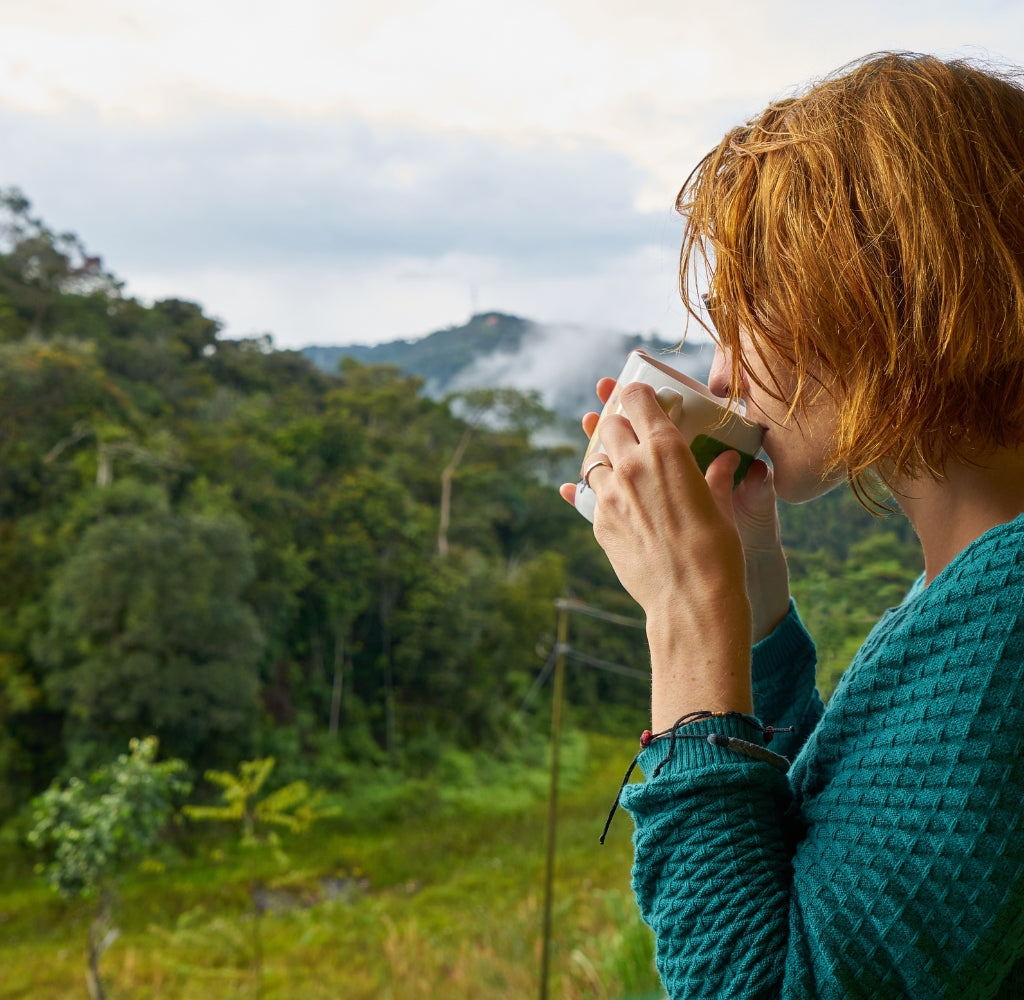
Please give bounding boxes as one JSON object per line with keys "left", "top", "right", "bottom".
{"left": 560, "top": 381, "right": 754, "bottom": 726}
{"left": 561, "top": 378, "right": 791, "bottom": 645}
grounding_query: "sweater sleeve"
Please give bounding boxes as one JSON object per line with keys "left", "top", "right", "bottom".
{"left": 619, "top": 526, "right": 1024, "bottom": 1000}
{"left": 621, "top": 714, "right": 795, "bottom": 998}
{"left": 750, "top": 600, "right": 823, "bottom": 763}
{"left": 620, "top": 706, "right": 1024, "bottom": 999}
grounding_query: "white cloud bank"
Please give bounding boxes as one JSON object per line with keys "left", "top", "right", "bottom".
{"left": 1, "top": 0, "right": 1022, "bottom": 346}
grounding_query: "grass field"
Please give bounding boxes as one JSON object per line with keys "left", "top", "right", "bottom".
{"left": 0, "top": 731, "right": 665, "bottom": 1000}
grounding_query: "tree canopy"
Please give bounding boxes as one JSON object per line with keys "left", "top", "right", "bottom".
{"left": 0, "top": 190, "right": 923, "bottom": 813}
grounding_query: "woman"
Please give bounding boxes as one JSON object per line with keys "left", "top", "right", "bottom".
{"left": 560, "top": 53, "right": 1024, "bottom": 997}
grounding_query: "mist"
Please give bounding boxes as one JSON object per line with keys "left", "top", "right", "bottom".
{"left": 444, "top": 320, "right": 714, "bottom": 419}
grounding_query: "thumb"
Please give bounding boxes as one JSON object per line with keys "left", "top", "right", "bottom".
{"left": 731, "top": 459, "right": 781, "bottom": 551}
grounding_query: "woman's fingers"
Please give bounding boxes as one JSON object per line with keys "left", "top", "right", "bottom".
{"left": 581, "top": 377, "right": 619, "bottom": 437}
{"left": 614, "top": 382, "right": 679, "bottom": 437}
{"left": 593, "top": 411, "right": 640, "bottom": 458}
{"left": 602, "top": 384, "right": 701, "bottom": 484}
{"left": 567, "top": 374, "right": 620, "bottom": 501}
{"left": 704, "top": 450, "right": 742, "bottom": 522}
{"left": 596, "top": 377, "right": 616, "bottom": 405}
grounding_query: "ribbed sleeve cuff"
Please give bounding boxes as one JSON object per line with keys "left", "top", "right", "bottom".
{"left": 632, "top": 713, "right": 771, "bottom": 781}
{"left": 618, "top": 711, "right": 791, "bottom": 833}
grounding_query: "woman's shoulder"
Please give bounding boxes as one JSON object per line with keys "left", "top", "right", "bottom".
{"left": 905, "top": 511, "right": 1024, "bottom": 634}
{"left": 830, "top": 512, "right": 1024, "bottom": 705}
{"left": 795, "top": 513, "right": 1024, "bottom": 800}
{"left": 931, "top": 511, "right": 1024, "bottom": 593}
{"left": 884, "top": 511, "right": 1024, "bottom": 627}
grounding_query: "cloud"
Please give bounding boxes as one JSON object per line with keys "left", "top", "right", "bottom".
{"left": 119, "top": 241, "right": 691, "bottom": 350}
{"left": 7, "top": 0, "right": 1022, "bottom": 349}
{"left": 0, "top": 98, "right": 685, "bottom": 346}
{"left": 445, "top": 321, "right": 714, "bottom": 418}
{"left": 1, "top": 102, "right": 665, "bottom": 275}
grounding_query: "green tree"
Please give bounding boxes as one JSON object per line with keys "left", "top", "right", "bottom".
{"left": 390, "top": 550, "right": 567, "bottom": 751}
{"left": 0, "top": 186, "right": 120, "bottom": 337}
{"left": 307, "top": 474, "right": 380, "bottom": 738}
{"left": 183, "top": 757, "right": 337, "bottom": 999}
{"left": 183, "top": 756, "right": 334, "bottom": 843}
{"left": 0, "top": 338, "right": 139, "bottom": 517}
{"left": 33, "top": 482, "right": 266, "bottom": 768}
{"left": 789, "top": 524, "right": 923, "bottom": 696}
{"left": 437, "top": 387, "right": 552, "bottom": 557}
{"left": 27, "top": 736, "right": 190, "bottom": 1000}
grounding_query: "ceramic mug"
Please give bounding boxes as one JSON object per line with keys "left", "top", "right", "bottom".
{"left": 574, "top": 351, "right": 763, "bottom": 523}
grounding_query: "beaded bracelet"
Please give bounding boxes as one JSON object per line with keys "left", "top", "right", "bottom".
{"left": 599, "top": 711, "right": 793, "bottom": 844}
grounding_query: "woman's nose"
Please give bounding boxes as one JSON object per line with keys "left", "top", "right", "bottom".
{"left": 708, "top": 346, "right": 731, "bottom": 398}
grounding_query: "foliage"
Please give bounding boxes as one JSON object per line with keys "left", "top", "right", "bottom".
{"left": 33, "top": 482, "right": 265, "bottom": 770}
{"left": 0, "top": 191, "right": 926, "bottom": 820}
{"left": 183, "top": 757, "right": 337, "bottom": 842}
{"left": 2, "top": 732, "right": 654, "bottom": 1000}
{"left": 23, "top": 727, "right": 192, "bottom": 1000}
{"left": 26, "top": 736, "right": 190, "bottom": 899}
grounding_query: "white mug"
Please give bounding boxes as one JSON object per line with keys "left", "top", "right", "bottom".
{"left": 574, "top": 351, "right": 763, "bottom": 523}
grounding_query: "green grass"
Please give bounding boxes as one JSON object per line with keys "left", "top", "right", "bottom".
{"left": 0, "top": 731, "right": 663, "bottom": 1000}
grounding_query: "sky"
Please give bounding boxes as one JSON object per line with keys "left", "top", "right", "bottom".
{"left": 1, "top": 1, "right": 1022, "bottom": 349}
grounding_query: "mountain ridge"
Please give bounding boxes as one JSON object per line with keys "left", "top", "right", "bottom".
{"left": 301, "top": 312, "right": 713, "bottom": 418}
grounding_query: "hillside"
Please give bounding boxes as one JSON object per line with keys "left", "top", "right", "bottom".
{"left": 302, "top": 312, "right": 712, "bottom": 418}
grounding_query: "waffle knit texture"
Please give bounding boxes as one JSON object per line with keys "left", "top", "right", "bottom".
{"left": 619, "top": 513, "right": 1024, "bottom": 998}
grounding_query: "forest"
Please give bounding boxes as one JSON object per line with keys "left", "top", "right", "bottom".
{"left": 0, "top": 187, "right": 931, "bottom": 998}
{"left": 0, "top": 186, "right": 926, "bottom": 819}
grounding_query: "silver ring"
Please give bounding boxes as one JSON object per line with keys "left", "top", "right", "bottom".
{"left": 583, "top": 458, "right": 612, "bottom": 488}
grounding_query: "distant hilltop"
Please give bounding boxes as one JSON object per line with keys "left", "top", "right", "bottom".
{"left": 302, "top": 312, "right": 713, "bottom": 419}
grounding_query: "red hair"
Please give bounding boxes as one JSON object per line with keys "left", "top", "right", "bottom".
{"left": 679, "top": 52, "right": 1024, "bottom": 499}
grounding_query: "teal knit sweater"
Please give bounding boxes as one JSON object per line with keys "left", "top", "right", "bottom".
{"left": 619, "top": 514, "right": 1024, "bottom": 998}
